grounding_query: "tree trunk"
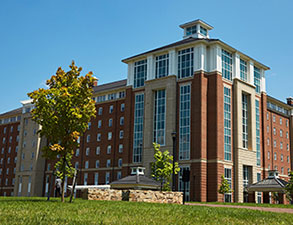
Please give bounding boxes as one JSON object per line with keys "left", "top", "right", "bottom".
{"left": 61, "top": 155, "right": 66, "bottom": 202}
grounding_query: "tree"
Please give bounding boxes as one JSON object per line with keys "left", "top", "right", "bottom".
{"left": 218, "top": 175, "right": 232, "bottom": 202}
{"left": 285, "top": 171, "right": 293, "bottom": 202}
{"left": 151, "top": 143, "right": 180, "bottom": 191}
{"left": 28, "top": 61, "right": 96, "bottom": 202}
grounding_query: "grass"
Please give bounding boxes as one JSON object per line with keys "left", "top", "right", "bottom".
{"left": 0, "top": 197, "right": 292, "bottom": 225}
{"left": 190, "top": 201, "right": 293, "bottom": 208}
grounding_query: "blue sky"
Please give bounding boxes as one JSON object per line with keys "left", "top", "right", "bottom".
{"left": 0, "top": 0, "right": 292, "bottom": 113}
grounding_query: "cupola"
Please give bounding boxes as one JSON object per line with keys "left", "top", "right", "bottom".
{"left": 179, "top": 19, "right": 213, "bottom": 39}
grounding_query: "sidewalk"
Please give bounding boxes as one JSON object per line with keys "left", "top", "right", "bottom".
{"left": 186, "top": 203, "right": 293, "bottom": 214}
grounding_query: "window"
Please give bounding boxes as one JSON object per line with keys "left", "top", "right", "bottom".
{"left": 268, "top": 151, "right": 270, "bottom": 159}
{"left": 179, "top": 84, "right": 191, "bottom": 160}
{"left": 280, "top": 118, "right": 282, "bottom": 125}
{"left": 155, "top": 54, "right": 169, "bottom": 78}
{"left": 267, "top": 138, "right": 270, "bottom": 146}
{"left": 266, "top": 112, "right": 269, "bottom": 120}
{"left": 10, "top": 126, "right": 13, "bottom": 133}
{"left": 120, "top": 103, "right": 125, "bottom": 112}
{"left": 224, "top": 168, "right": 232, "bottom": 202}
{"left": 254, "top": 66, "right": 261, "bottom": 93}
{"left": 240, "top": 59, "right": 247, "bottom": 82}
{"left": 9, "top": 136, "right": 12, "bottom": 143}
{"left": 266, "top": 125, "right": 269, "bottom": 133}
{"left": 4, "top": 127, "right": 6, "bottom": 134}
{"left": 117, "top": 171, "right": 122, "bottom": 180}
{"left": 84, "top": 173, "right": 88, "bottom": 185}
{"left": 105, "top": 172, "right": 110, "bottom": 184}
{"left": 287, "top": 156, "right": 290, "bottom": 163}
{"left": 85, "top": 161, "right": 89, "bottom": 169}
{"left": 98, "top": 120, "right": 102, "bottom": 128}
{"left": 108, "top": 132, "right": 112, "bottom": 140}
{"left": 178, "top": 166, "right": 190, "bottom": 201}
{"left": 133, "top": 94, "right": 144, "bottom": 163}
{"left": 31, "top": 152, "right": 34, "bottom": 159}
{"left": 286, "top": 120, "right": 289, "bottom": 127}
{"left": 287, "top": 144, "right": 289, "bottom": 151}
{"left": 281, "top": 154, "right": 283, "bottom": 162}
{"left": 106, "top": 159, "right": 111, "bottom": 168}
{"left": 86, "top": 147, "right": 90, "bottom": 156}
{"left": 242, "top": 94, "right": 248, "bottom": 149}
{"left": 97, "top": 133, "right": 101, "bottom": 141}
{"left": 8, "top": 147, "right": 11, "bottom": 153}
{"left": 86, "top": 135, "right": 90, "bottom": 143}
{"left": 108, "top": 119, "right": 113, "bottom": 127}
{"left": 107, "top": 145, "right": 111, "bottom": 154}
{"left": 257, "top": 173, "right": 262, "bottom": 203}
{"left": 280, "top": 142, "right": 283, "bottom": 149}
{"left": 119, "top": 144, "right": 123, "bottom": 153}
{"left": 118, "top": 158, "right": 122, "bottom": 168}
{"left": 15, "top": 146, "right": 18, "bottom": 153}
{"left": 119, "top": 130, "right": 124, "bottom": 139}
{"left": 75, "top": 148, "right": 80, "bottom": 157}
{"left": 96, "top": 146, "right": 100, "bottom": 155}
{"left": 2, "top": 137, "right": 5, "bottom": 144}
{"left": 120, "top": 117, "right": 124, "bottom": 126}
{"left": 274, "top": 140, "right": 276, "bottom": 147}
{"left": 98, "top": 107, "right": 103, "bottom": 115}
{"left": 88, "top": 122, "right": 91, "bottom": 129}
{"left": 134, "top": 59, "right": 147, "bottom": 88}
{"left": 75, "top": 162, "right": 79, "bottom": 169}
{"left": 224, "top": 87, "right": 231, "bottom": 161}
{"left": 274, "top": 166, "right": 278, "bottom": 171}
{"left": 109, "top": 105, "right": 114, "bottom": 114}
{"left": 287, "top": 132, "right": 289, "bottom": 139}
{"left": 243, "top": 166, "right": 249, "bottom": 188}
{"left": 22, "top": 153, "right": 25, "bottom": 159}
{"left": 119, "top": 91, "right": 125, "bottom": 98}
{"left": 200, "top": 26, "right": 207, "bottom": 36}
{"left": 14, "top": 157, "right": 17, "bottom": 163}
{"left": 281, "top": 167, "right": 284, "bottom": 174}
{"left": 273, "top": 127, "right": 276, "bottom": 135}
{"left": 97, "top": 95, "right": 106, "bottom": 103}
{"left": 6, "top": 168, "right": 9, "bottom": 175}
{"left": 222, "top": 49, "right": 232, "bottom": 80}
{"left": 255, "top": 100, "right": 260, "bottom": 166}
{"left": 274, "top": 153, "right": 277, "bottom": 160}
{"left": 47, "top": 163, "right": 51, "bottom": 171}
{"left": 108, "top": 93, "right": 116, "bottom": 100}
{"left": 186, "top": 25, "right": 197, "bottom": 35}
{"left": 17, "top": 125, "right": 20, "bottom": 131}
{"left": 280, "top": 129, "right": 283, "bottom": 137}
{"left": 95, "top": 160, "right": 99, "bottom": 168}
{"left": 94, "top": 173, "right": 99, "bottom": 185}
{"left": 273, "top": 115, "right": 275, "bottom": 122}
{"left": 178, "top": 48, "right": 194, "bottom": 79}
{"left": 153, "top": 89, "right": 166, "bottom": 145}
{"left": 16, "top": 135, "right": 19, "bottom": 142}
{"left": 33, "top": 128, "right": 37, "bottom": 135}
{"left": 7, "top": 157, "right": 10, "bottom": 164}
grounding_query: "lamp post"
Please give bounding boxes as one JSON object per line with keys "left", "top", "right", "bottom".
{"left": 171, "top": 131, "right": 177, "bottom": 191}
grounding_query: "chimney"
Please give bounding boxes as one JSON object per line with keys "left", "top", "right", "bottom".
{"left": 287, "top": 97, "right": 293, "bottom": 106}
{"left": 93, "top": 76, "right": 98, "bottom": 87}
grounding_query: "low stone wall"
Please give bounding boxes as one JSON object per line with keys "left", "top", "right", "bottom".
{"left": 86, "top": 188, "right": 122, "bottom": 201}
{"left": 85, "top": 188, "right": 183, "bottom": 204}
{"left": 128, "top": 190, "right": 183, "bottom": 204}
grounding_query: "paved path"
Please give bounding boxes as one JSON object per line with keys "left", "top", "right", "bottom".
{"left": 186, "top": 203, "right": 293, "bottom": 214}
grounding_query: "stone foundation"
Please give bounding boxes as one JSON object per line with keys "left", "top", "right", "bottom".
{"left": 85, "top": 188, "right": 183, "bottom": 204}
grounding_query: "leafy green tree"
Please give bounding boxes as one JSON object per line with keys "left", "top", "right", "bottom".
{"left": 285, "top": 171, "right": 293, "bottom": 202}
{"left": 28, "top": 61, "right": 96, "bottom": 202}
{"left": 151, "top": 143, "right": 180, "bottom": 191}
{"left": 218, "top": 175, "right": 232, "bottom": 202}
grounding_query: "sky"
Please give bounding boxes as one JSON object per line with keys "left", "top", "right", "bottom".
{"left": 0, "top": 0, "right": 292, "bottom": 114}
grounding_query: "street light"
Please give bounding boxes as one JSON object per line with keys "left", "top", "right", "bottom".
{"left": 171, "top": 131, "right": 177, "bottom": 191}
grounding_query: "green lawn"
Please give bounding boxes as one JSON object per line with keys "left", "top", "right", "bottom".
{"left": 0, "top": 197, "right": 292, "bottom": 225}
{"left": 190, "top": 201, "right": 293, "bottom": 209}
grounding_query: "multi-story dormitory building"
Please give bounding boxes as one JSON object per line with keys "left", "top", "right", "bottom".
{"left": 0, "top": 19, "right": 292, "bottom": 203}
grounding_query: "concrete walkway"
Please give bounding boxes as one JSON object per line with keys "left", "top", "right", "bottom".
{"left": 186, "top": 203, "right": 293, "bottom": 214}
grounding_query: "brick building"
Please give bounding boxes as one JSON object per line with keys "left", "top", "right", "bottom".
{"left": 0, "top": 19, "right": 292, "bottom": 203}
